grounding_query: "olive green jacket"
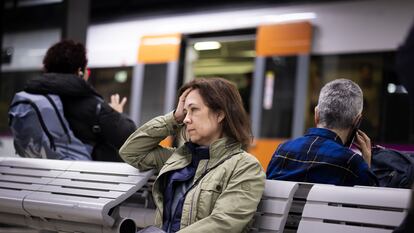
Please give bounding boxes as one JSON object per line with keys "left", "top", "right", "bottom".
{"left": 119, "top": 112, "right": 265, "bottom": 233}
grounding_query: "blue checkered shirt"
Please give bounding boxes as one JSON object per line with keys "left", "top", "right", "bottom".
{"left": 266, "top": 128, "right": 378, "bottom": 186}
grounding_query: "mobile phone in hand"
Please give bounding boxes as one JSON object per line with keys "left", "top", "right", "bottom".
{"left": 344, "top": 117, "right": 362, "bottom": 148}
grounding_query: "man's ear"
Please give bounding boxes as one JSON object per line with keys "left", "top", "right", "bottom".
{"left": 314, "top": 106, "right": 319, "bottom": 126}
{"left": 353, "top": 113, "right": 362, "bottom": 126}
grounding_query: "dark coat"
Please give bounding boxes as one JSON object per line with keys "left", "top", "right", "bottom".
{"left": 25, "top": 73, "right": 136, "bottom": 161}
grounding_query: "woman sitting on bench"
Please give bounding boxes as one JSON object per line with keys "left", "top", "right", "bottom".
{"left": 120, "top": 78, "right": 265, "bottom": 233}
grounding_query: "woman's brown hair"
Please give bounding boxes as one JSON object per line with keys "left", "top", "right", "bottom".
{"left": 178, "top": 78, "right": 252, "bottom": 147}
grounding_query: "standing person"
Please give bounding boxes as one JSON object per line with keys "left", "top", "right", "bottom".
{"left": 22, "top": 40, "right": 136, "bottom": 161}
{"left": 120, "top": 78, "right": 265, "bottom": 233}
{"left": 267, "top": 78, "right": 378, "bottom": 186}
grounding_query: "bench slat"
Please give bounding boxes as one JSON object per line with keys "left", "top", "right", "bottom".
{"left": 0, "top": 174, "right": 54, "bottom": 184}
{"left": 0, "top": 189, "right": 33, "bottom": 215}
{"left": 0, "top": 167, "right": 65, "bottom": 178}
{"left": 263, "top": 180, "right": 298, "bottom": 198}
{"left": 66, "top": 161, "right": 145, "bottom": 175}
{"left": 306, "top": 185, "right": 410, "bottom": 209}
{"left": 0, "top": 158, "right": 72, "bottom": 170}
{"left": 0, "top": 175, "right": 136, "bottom": 192}
{"left": 57, "top": 171, "right": 141, "bottom": 184}
{"left": 257, "top": 199, "right": 288, "bottom": 215}
{"left": 0, "top": 181, "right": 43, "bottom": 191}
{"left": 36, "top": 185, "right": 125, "bottom": 199}
{"left": 253, "top": 215, "right": 283, "bottom": 231}
{"left": 23, "top": 192, "right": 111, "bottom": 223}
{"left": 302, "top": 203, "right": 406, "bottom": 227}
{"left": 298, "top": 220, "right": 392, "bottom": 233}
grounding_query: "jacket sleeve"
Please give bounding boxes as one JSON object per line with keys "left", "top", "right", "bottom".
{"left": 98, "top": 102, "right": 137, "bottom": 149}
{"left": 350, "top": 154, "right": 379, "bottom": 186}
{"left": 178, "top": 155, "right": 266, "bottom": 233}
{"left": 119, "top": 112, "right": 182, "bottom": 172}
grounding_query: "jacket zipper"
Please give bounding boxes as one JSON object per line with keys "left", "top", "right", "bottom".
{"left": 187, "top": 160, "right": 209, "bottom": 225}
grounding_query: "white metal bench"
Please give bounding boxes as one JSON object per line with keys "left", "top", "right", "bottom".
{"left": 297, "top": 184, "right": 411, "bottom": 233}
{"left": 0, "top": 157, "right": 154, "bottom": 233}
{"left": 1, "top": 157, "right": 410, "bottom": 233}
{"left": 250, "top": 180, "right": 299, "bottom": 233}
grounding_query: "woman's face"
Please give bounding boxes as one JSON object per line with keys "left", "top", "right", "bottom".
{"left": 183, "top": 89, "right": 224, "bottom": 146}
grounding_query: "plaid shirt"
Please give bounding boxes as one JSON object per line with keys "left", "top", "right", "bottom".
{"left": 266, "top": 128, "right": 378, "bottom": 186}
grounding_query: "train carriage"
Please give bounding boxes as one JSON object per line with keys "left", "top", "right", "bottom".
{"left": 1, "top": 0, "right": 414, "bottom": 169}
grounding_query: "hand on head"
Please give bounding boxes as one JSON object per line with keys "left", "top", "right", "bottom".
{"left": 174, "top": 88, "right": 192, "bottom": 123}
{"left": 109, "top": 94, "right": 127, "bottom": 113}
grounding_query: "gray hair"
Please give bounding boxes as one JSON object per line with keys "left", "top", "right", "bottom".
{"left": 316, "top": 79, "right": 363, "bottom": 130}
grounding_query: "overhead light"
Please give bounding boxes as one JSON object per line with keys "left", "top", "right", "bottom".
{"left": 194, "top": 41, "right": 221, "bottom": 51}
{"left": 264, "top": 12, "right": 317, "bottom": 23}
{"left": 388, "top": 83, "right": 408, "bottom": 94}
{"left": 114, "top": 71, "right": 128, "bottom": 83}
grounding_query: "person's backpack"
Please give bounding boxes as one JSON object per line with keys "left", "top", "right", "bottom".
{"left": 8, "top": 91, "right": 95, "bottom": 160}
{"left": 371, "top": 145, "right": 414, "bottom": 189}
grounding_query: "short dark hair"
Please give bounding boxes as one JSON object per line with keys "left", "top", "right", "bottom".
{"left": 43, "top": 40, "right": 87, "bottom": 74}
{"left": 178, "top": 78, "right": 252, "bottom": 147}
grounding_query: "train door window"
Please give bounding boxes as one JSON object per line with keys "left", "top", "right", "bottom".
{"left": 0, "top": 71, "right": 40, "bottom": 135}
{"left": 185, "top": 36, "right": 255, "bottom": 114}
{"left": 88, "top": 67, "right": 133, "bottom": 115}
{"left": 259, "top": 56, "right": 297, "bottom": 138}
{"left": 140, "top": 64, "right": 167, "bottom": 123}
{"left": 306, "top": 52, "right": 413, "bottom": 145}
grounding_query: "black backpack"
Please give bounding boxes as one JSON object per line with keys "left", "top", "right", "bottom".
{"left": 371, "top": 145, "right": 414, "bottom": 189}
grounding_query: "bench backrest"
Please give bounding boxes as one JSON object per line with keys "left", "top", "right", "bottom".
{"left": 0, "top": 157, "right": 153, "bottom": 232}
{"left": 250, "top": 180, "right": 299, "bottom": 232}
{"left": 297, "top": 184, "right": 411, "bottom": 233}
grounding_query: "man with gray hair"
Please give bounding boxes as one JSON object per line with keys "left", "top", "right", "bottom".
{"left": 267, "top": 79, "right": 378, "bottom": 186}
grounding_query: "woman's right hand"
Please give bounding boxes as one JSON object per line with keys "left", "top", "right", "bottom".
{"left": 174, "top": 88, "right": 192, "bottom": 123}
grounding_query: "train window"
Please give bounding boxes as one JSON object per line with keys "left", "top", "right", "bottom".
{"left": 305, "top": 52, "right": 413, "bottom": 145}
{"left": 259, "top": 56, "right": 297, "bottom": 138}
{"left": 0, "top": 71, "right": 40, "bottom": 135}
{"left": 88, "top": 67, "right": 133, "bottom": 115}
{"left": 187, "top": 37, "right": 255, "bottom": 113}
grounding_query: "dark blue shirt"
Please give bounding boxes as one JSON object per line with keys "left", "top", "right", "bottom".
{"left": 266, "top": 128, "right": 378, "bottom": 186}
{"left": 162, "top": 142, "right": 209, "bottom": 233}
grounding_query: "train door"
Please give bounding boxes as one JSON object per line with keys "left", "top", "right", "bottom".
{"left": 183, "top": 22, "right": 312, "bottom": 169}
{"left": 130, "top": 34, "right": 182, "bottom": 146}
{"left": 249, "top": 22, "right": 313, "bottom": 169}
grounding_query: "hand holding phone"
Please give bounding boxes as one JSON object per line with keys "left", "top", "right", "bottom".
{"left": 353, "top": 129, "right": 372, "bottom": 166}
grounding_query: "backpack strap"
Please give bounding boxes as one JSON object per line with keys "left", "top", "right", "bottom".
{"left": 43, "top": 95, "right": 72, "bottom": 143}
{"left": 182, "top": 152, "right": 237, "bottom": 197}
{"left": 92, "top": 102, "right": 102, "bottom": 134}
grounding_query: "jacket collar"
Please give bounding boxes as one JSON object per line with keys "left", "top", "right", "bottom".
{"left": 208, "top": 137, "right": 242, "bottom": 168}
{"left": 24, "top": 73, "right": 102, "bottom": 98}
{"left": 159, "top": 137, "right": 242, "bottom": 175}
{"left": 305, "top": 127, "right": 344, "bottom": 145}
